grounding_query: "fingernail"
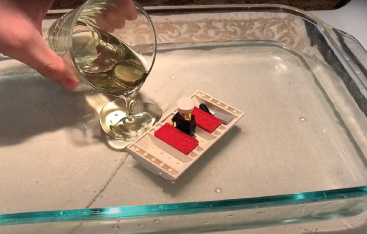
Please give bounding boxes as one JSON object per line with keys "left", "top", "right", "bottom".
{"left": 60, "top": 78, "right": 78, "bottom": 90}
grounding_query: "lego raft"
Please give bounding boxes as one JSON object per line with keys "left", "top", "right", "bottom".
{"left": 126, "top": 90, "right": 244, "bottom": 180}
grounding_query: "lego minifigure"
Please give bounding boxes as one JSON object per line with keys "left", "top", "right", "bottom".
{"left": 169, "top": 97, "right": 196, "bottom": 137}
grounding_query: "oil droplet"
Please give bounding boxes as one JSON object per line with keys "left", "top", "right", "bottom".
{"left": 153, "top": 219, "right": 160, "bottom": 222}
{"left": 299, "top": 117, "right": 307, "bottom": 122}
{"left": 170, "top": 75, "right": 175, "bottom": 80}
{"left": 138, "top": 223, "right": 144, "bottom": 227}
{"left": 215, "top": 187, "right": 223, "bottom": 193}
{"left": 111, "top": 225, "right": 120, "bottom": 229}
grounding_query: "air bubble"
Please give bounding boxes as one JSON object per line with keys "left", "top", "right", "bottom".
{"left": 215, "top": 187, "right": 223, "bottom": 193}
{"left": 299, "top": 117, "right": 307, "bottom": 122}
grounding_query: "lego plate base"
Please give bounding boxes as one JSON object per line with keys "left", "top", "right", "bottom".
{"left": 127, "top": 90, "right": 244, "bottom": 180}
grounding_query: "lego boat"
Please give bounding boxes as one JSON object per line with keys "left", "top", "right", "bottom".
{"left": 126, "top": 90, "right": 244, "bottom": 180}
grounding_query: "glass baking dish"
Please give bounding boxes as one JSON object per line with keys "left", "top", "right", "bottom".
{"left": 1, "top": 4, "right": 367, "bottom": 234}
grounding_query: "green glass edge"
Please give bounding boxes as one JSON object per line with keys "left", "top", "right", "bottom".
{"left": 1, "top": 186, "right": 367, "bottom": 226}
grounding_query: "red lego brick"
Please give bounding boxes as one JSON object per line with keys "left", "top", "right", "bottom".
{"left": 154, "top": 123, "right": 199, "bottom": 155}
{"left": 192, "top": 107, "right": 221, "bottom": 133}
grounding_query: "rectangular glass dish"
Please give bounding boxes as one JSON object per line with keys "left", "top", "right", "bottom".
{"left": 1, "top": 4, "right": 367, "bottom": 234}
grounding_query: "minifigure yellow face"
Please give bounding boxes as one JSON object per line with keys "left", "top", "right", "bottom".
{"left": 180, "top": 112, "right": 192, "bottom": 121}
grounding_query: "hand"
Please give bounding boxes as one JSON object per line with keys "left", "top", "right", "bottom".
{"left": 0, "top": 0, "right": 137, "bottom": 91}
{"left": 0, "top": 0, "right": 79, "bottom": 90}
{"left": 95, "top": 0, "right": 138, "bottom": 33}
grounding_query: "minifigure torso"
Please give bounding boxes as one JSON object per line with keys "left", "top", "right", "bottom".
{"left": 172, "top": 112, "right": 196, "bottom": 136}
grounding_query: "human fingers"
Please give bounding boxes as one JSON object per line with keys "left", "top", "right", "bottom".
{"left": 116, "top": 0, "right": 137, "bottom": 21}
{"left": 106, "top": 7, "right": 125, "bottom": 29}
{"left": 95, "top": 12, "right": 115, "bottom": 32}
{"left": 20, "top": 35, "right": 79, "bottom": 90}
{"left": 96, "top": 0, "right": 137, "bottom": 31}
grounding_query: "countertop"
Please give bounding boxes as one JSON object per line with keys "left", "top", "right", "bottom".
{"left": 311, "top": 0, "right": 367, "bottom": 51}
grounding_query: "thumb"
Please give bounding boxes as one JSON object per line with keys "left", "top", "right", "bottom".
{"left": 16, "top": 35, "right": 79, "bottom": 90}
